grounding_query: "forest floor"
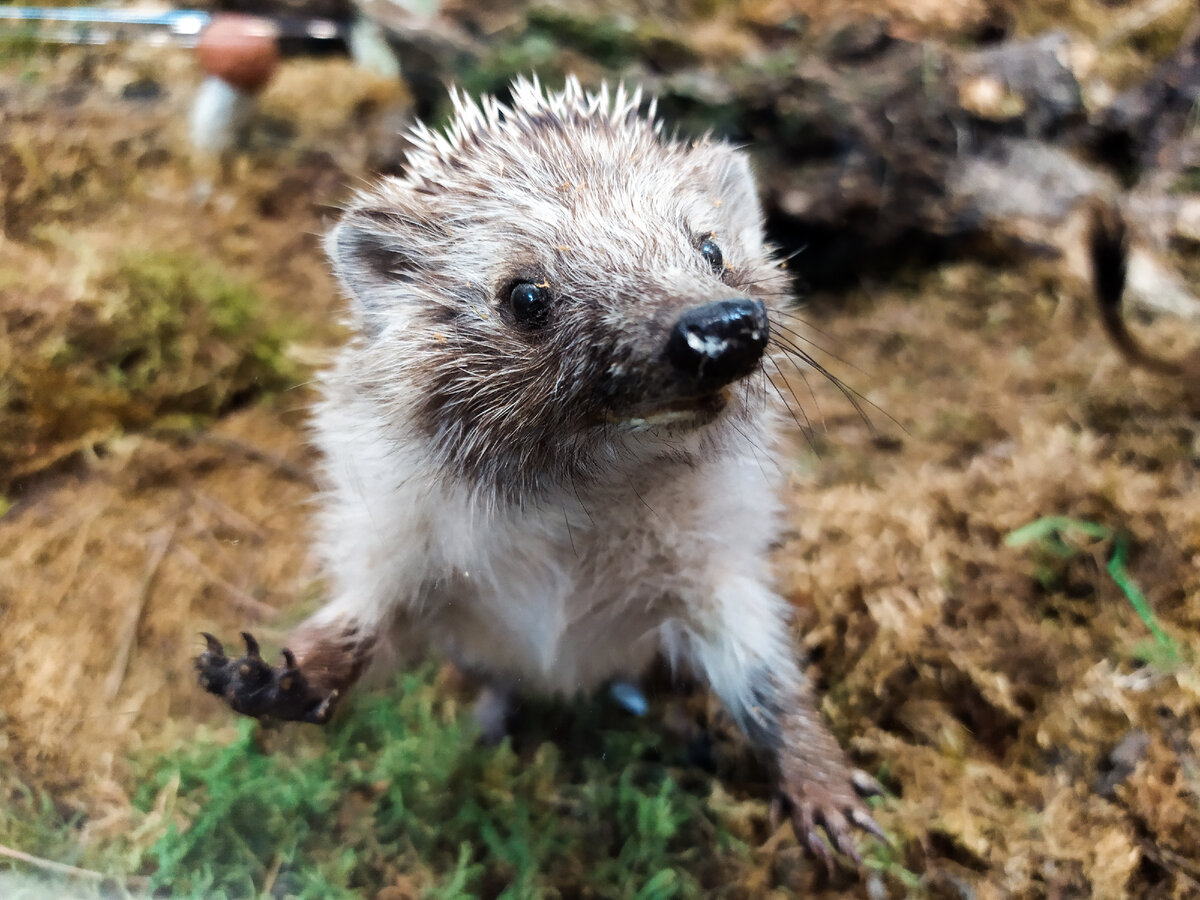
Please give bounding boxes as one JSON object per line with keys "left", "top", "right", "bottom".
{"left": 1, "top": 16, "right": 1199, "bottom": 900}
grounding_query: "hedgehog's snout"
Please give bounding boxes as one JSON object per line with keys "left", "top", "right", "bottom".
{"left": 665, "top": 298, "right": 769, "bottom": 391}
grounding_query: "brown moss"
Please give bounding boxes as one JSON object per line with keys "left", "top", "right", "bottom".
{"left": 0, "top": 250, "right": 302, "bottom": 486}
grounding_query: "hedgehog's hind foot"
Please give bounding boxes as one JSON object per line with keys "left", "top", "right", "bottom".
{"left": 472, "top": 681, "right": 514, "bottom": 745}
{"left": 195, "top": 632, "right": 339, "bottom": 724}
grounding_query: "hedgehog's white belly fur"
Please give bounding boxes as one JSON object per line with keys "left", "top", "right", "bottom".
{"left": 308, "top": 393, "right": 783, "bottom": 695}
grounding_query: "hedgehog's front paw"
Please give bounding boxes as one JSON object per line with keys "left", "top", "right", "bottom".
{"left": 195, "top": 632, "right": 339, "bottom": 724}
{"left": 781, "top": 767, "right": 887, "bottom": 872}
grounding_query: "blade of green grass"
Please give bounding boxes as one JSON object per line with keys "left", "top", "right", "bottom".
{"left": 1006, "top": 517, "right": 1181, "bottom": 662}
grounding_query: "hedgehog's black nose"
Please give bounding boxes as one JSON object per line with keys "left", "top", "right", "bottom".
{"left": 666, "top": 298, "right": 769, "bottom": 389}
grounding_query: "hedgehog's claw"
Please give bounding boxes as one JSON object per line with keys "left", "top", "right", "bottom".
{"left": 851, "top": 768, "right": 885, "bottom": 798}
{"left": 309, "top": 689, "right": 339, "bottom": 725}
{"left": 195, "top": 632, "right": 231, "bottom": 695}
{"left": 851, "top": 807, "right": 889, "bottom": 843}
{"left": 202, "top": 632, "right": 225, "bottom": 655}
{"left": 242, "top": 631, "right": 261, "bottom": 659}
{"left": 194, "top": 631, "right": 339, "bottom": 724}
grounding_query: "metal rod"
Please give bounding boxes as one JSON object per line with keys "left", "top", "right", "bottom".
{"left": 0, "top": 6, "right": 348, "bottom": 46}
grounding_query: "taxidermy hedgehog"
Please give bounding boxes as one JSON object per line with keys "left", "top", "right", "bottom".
{"left": 196, "top": 75, "right": 885, "bottom": 866}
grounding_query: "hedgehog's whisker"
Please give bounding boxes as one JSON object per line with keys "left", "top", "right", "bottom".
{"left": 769, "top": 315, "right": 866, "bottom": 375}
{"left": 724, "top": 408, "right": 779, "bottom": 482}
{"left": 762, "top": 357, "right": 816, "bottom": 445}
{"left": 768, "top": 336, "right": 898, "bottom": 435}
{"left": 772, "top": 305, "right": 837, "bottom": 338}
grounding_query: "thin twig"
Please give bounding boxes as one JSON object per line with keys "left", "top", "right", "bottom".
{"left": 174, "top": 544, "right": 280, "bottom": 621}
{"left": 190, "top": 489, "right": 268, "bottom": 543}
{"left": 1137, "top": 836, "right": 1200, "bottom": 890}
{"left": 104, "top": 525, "right": 175, "bottom": 702}
{"left": 1102, "top": 0, "right": 1192, "bottom": 48}
{"left": 262, "top": 852, "right": 283, "bottom": 896}
{"left": 171, "top": 430, "right": 318, "bottom": 490}
{"left": 48, "top": 510, "right": 100, "bottom": 609}
{"left": 0, "top": 842, "right": 105, "bottom": 881}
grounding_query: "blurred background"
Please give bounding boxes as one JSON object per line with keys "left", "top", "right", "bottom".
{"left": 1, "top": 1, "right": 1198, "bottom": 897}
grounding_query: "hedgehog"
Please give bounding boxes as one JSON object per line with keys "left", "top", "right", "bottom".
{"left": 195, "top": 75, "right": 885, "bottom": 866}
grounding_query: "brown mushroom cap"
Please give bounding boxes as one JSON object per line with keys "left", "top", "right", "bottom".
{"left": 195, "top": 13, "right": 281, "bottom": 93}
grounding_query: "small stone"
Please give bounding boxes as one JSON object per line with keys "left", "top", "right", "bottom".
{"left": 1094, "top": 729, "right": 1150, "bottom": 798}
{"left": 959, "top": 75, "right": 1027, "bottom": 120}
{"left": 121, "top": 78, "right": 163, "bottom": 102}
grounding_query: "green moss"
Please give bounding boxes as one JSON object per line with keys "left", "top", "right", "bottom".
{"left": 87, "top": 251, "right": 299, "bottom": 395}
{"left": 457, "top": 8, "right": 700, "bottom": 109}
{"left": 133, "top": 670, "right": 750, "bottom": 898}
{"left": 525, "top": 8, "right": 642, "bottom": 67}
{"left": 862, "top": 815, "right": 920, "bottom": 890}
{"left": 0, "top": 25, "right": 44, "bottom": 65}
{"left": 458, "top": 34, "right": 563, "bottom": 102}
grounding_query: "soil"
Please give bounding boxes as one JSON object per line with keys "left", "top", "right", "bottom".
{"left": 1, "top": 18, "right": 1198, "bottom": 900}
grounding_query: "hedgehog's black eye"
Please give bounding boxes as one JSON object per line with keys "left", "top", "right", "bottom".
{"left": 699, "top": 237, "right": 724, "bottom": 273}
{"left": 508, "top": 282, "right": 551, "bottom": 329}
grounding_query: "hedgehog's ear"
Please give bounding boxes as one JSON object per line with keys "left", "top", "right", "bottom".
{"left": 326, "top": 207, "right": 426, "bottom": 336}
{"left": 711, "top": 147, "right": 766, "bottom": 248}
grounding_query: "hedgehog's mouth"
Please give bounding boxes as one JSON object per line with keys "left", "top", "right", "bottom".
{"left": 607, "top": 387, "right": 731, "bottom": 430}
